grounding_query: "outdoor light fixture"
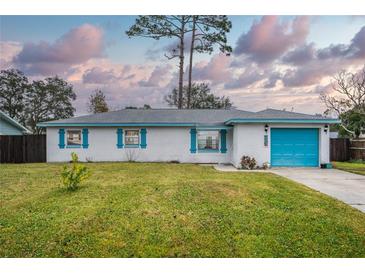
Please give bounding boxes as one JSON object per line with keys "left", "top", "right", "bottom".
{"left": 264, "top": 124, "right": 269, "bottom": 133}
{"left": 324, "top": 124, "right": 329, "bottom": 133}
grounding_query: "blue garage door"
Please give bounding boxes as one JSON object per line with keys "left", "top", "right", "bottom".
{"left": 271, "top": 128, "right": 319, "bottom": 167}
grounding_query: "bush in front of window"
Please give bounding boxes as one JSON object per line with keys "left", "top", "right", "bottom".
{"left": 124, "top": 148, "right": 139, "bottom": 162}
{"left": 61, "top": 152, "right": 90, "bottom": 191}
{"left": 240, "top": 156, "right": 257, "bottom": 170}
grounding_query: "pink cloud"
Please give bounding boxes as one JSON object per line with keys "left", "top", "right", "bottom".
{"left": 225, "top": 63, "right": 267, "bottom": 89}
{"left": 192, "top": 53, "right": 232, "bottom": 84}
{"left": 234, "top": 16, "right": 310, "bottom": 63}
{"left": 282, "top": 43, "right": 316, "bottom": 65}
{"left": 138, "top": 64, "right": 173, "bottom": 87}
{"left": 82, "top": 67, "right": 120, "bottom": 84}
{"left": 13, "top": 24, "right": 104, "bottom": 75}
{"left": 0, "top": 41, "right": 22, "bottom": 70}
{"left": 280, "top": 25, "right": 365, "bottom": 87}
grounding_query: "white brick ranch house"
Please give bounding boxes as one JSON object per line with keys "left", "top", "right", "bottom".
{"left": 38, "top": 108, "right": 339, "bottom": 168}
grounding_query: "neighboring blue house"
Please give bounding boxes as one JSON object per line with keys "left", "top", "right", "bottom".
{"left": 0, "top": 110, "right": 31, "bottom": 135}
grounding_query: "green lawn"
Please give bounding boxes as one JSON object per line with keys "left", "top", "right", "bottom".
{"left": 1, "top": 163, "right": 365, "bottom": 258}
{"left": 333, "top": 161, "right": 365, "bottom": 175}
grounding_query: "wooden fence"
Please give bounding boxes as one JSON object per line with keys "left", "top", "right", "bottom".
{"left": 330, "top": 138, "right": 365, "bottom": 162}
{"left": 349, "top": 139, "right": 365, "bottom": 160}
{"left": 0, "top": 135, "right": 46, "bottom": 163}
{"left": 330, "top": 138, "right": 350, "bottom": 162}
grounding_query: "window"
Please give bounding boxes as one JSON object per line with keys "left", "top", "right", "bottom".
{"left": 67, "top": 130, "right": 81, "bottom": 146}
{"left": 125, "top": 130, "right": 139, "bottom": 146}
{"left": 197, "top": 130, "right": 219, "bottom": 151}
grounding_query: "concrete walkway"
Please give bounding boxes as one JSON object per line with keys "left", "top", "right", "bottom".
{"left": 213, "top": 165, "right": 365, "bottom": 213}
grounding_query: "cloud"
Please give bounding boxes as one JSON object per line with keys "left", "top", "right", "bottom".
{"left": 138, "top": 64, "right": 172, "bottom": 87}
{"left": 145, "top": 34, "right": 193, "bottom": 60}
{"left": 315, "top": 26, "right": 365, "bottom": 60}
{"left": 66, "top": 59, "right": 176, "bottom": 114}
{"left": 13, "top": 24, "right": 104, "bottom": 75}
{"left": 234, "top": 16, "right": 310, "bottom": 63}
{"left": 0, "top": 41, "right": 23, "bottom": 70}
{"left": 78, "top": 59, "right": 170, "bottom": 89}
{"left": 282, "top": 43, "right": 316, "bottom": 65}
{"left": 280, "top": 25, "right": 365, "bottom": 87}
{"left": 192, "top": 53, "right": 232, "bottom": 84}
{"left": 224, "top": 63, "right": 267, "bottom": 89}
{"left": 348, "top": 26, "right": 365, "bottom": 59}
{"left": 2, "top": 17, "right": 365, "bottom": 117}
{"left": 82, "top": 67, "right": 120, "bottom": 84}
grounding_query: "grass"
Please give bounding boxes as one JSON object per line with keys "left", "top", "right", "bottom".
{"left": 1, "top": 162, "right": 365, "bottom": 258}
{"left": 333, "top": 161, "right": 365, "bottom": 175}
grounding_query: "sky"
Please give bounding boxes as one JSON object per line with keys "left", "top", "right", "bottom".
{"left": 0, "top": 15, "right": 365, "bottom": 115}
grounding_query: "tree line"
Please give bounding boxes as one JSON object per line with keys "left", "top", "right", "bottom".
{"left": 0, "top": 68, "right": 232, "bottom": 135}
{"left": 0, "top": 69, "right": 76, "bottom": 134}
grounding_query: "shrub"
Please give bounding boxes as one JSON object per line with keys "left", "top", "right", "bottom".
{"left": 61, "top": 152, "right": 90, "bottom": 191}
{"left": 240, "top": 156, "right": 257, "bottom": 170}
{"left": 85, "top": 156, "right": 94, "bottom": 163}
{"left": 124, "top": 149, "right": 138, "bottom": 162}
{"left": 262, "top": 162, "right": 270, "bottom": 170}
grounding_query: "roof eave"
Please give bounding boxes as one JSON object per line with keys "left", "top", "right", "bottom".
{"left": 0, "top": 111, "right": 32, "bottom": 133}
{"left": 225, "top": 118, "right": 341, "bottom": 125}
{"left": 37, "top": 122, "right": 199, "bottom": 127}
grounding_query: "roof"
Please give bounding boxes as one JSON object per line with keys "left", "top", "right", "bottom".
{"left": 37, "top": 108, "right": 339, "bottom": 127}
{"left": 0, "top": 110, "right": 31, "bottom": 134}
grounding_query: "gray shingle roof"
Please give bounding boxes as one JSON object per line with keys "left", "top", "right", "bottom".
{"left": 252, "top": 108, "right": 326, "bottom": 119}
{"left": 0, "top": 110, "right": 31, "bottom": 133}
{"left": 38, "top": 108, "right": 337, "bottom": 127}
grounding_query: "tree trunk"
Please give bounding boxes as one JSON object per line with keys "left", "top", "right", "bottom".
{"left": 177, "top": 16, "right": 186, "bottom": 109}
{"left": 187, "top": 16, "right": 197, "bottom": 109}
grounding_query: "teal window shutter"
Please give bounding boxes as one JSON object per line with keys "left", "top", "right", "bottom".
{"left": 140, "top": 128, "right": 147, "bottom": 149}
{"left": 116, "top": 128, "right": 124, "bottom": 148}
{"left": 220, "top": 129, "right": 227, "bottom": 153}
{"left": 58, "top": 129, "right": 65, "bottom": 149}
{"left": 82, "top": 128, "right": 89, "bottom": 148}
{"left": 190, "top": 128, "right": 197, "bottom": 153}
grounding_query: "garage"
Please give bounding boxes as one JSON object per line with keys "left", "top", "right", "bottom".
{"left": 271, "top": 128, "right": 319, "bottom": 167}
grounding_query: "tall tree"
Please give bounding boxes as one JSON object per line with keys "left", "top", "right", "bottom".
{"left": 187, "top": 16, "right": 232, "bottom": 108}
{"left": 0, "top": 69, "right": 29, "bottom": 124}
{"left": 87, "top": 89, "right": 109, "bottom": 114}
{"left": 126, "top": 16, "right": 192, "bottom": 109}
{"left": 26, "top": 76, "right": 76, "bottom": 134}
{"left": 320, "top": 66, "right": 365, "bottom": 137}
{"left": 165, "top": 82, "right": 232, "bottom": 109}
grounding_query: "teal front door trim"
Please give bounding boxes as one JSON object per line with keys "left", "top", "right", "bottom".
{"left": 271, "top": 128, "right": 319, "bottom": 167}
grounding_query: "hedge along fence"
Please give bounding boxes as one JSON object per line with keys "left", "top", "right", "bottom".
{"left": 0, "top": 135, "right": 46, "bottom": 163}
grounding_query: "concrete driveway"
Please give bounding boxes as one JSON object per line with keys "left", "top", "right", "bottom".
{"left": 271, "top": 168, "right": 365, "bottom": 213}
